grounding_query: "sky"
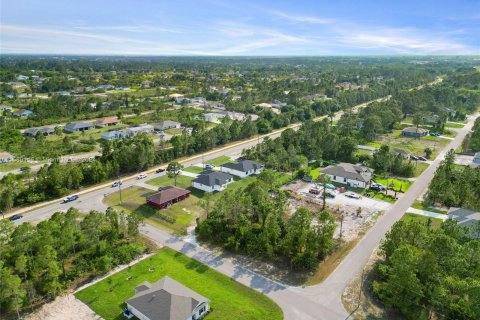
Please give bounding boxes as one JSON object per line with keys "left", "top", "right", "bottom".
{"left": 1, "top": 0, "right": 479, "bottom": 55}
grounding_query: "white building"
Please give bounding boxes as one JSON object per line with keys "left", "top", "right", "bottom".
{"left": 126, "top": 125, "right": 154, "bottom": 136}
{"left": 321, "top": 162, "right": 373, "bottom": 189}
{"left": 192, "top": 171, "right": 233, "bottom": 192}
{"left": 221, "top": 160, "right": 264, "bottom": 178}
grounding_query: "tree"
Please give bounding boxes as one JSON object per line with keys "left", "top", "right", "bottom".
{"left": 424, "top": 147, "right": 433, "bottom": 159}
{"left": 316, "top": 173, "right": 332, "bottom": 210}
{"left": 166, "top": 161, "right": 184, "bottom": 186}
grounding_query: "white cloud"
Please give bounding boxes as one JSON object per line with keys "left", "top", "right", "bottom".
{"left": 271, "top": 11, "right": 332, "bottom": 25}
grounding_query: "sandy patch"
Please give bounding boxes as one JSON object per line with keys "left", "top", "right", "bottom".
{"left": 25, "top": 294, "right": 101, "bottom": 320}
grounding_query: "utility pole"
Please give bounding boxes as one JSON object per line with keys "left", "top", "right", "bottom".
{"left": 117, "top": 173, "right": 123, "bottom": 204}
{"left": 339, "top": 212, "right": 344, "bottom": 240}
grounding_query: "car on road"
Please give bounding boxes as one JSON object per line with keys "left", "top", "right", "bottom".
{"left": 417, "top": 156, "right": 427, "bottom": 161}
{"left": 137, "top": 173, "right": 147, "bottom": 179}
{"left": 205, "top": 164, "right": 215, "bottom": 169}
{"left": 112, "top": 181, "right": 123, "bottom": 187}
{"left": 410, "top": 155, "right": 419, "bottom": 161}
{"left": 156, "top": 168, "right": 166, "bottom": 173}
{"left": 63, "top": 195, "right": 79, "bottom": 203}
{"left": 345, "top": 192, "right": 362, "bottom": 199}
{"left": 9, "top": 214, "right": 23, "bottom": 221}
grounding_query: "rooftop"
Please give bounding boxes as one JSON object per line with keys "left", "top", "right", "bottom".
{"left": 193, "top": 171, "right": 233, "bottom": 187}
{"left": 221, "top": 159, "right": 263, "bottom": 173}
{"left": 321, "top": 162, "right": 373, "bottom": 183}
{"left": 146, "top": 186, "right": 191, "bottom": 206}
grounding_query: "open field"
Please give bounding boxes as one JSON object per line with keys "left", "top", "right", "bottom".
{"left": 76, "top": 247, "right": 283, "bottom": 320}
{"left": 104, "top": 185, "right": 197, "bottom": 234}
{"left": 0, "top": 161, "right": 34, "bottom": 172}
{"left": 146, "top": 174, "right": 195, "bottom": 189}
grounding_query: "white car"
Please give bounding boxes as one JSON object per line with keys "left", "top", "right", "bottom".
{"left": 345, "top": 192, "right": 362, "bottom": 199}
{"left": 137, "top": 173, "right": 147, "bottom": 179}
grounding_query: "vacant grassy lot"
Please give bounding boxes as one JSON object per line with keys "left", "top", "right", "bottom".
{"left": 205, "top": 155, "right": 234, "bottom": 167}
{"left": 411, "top": 201, "right": 447, "bottom": 214}
{"left": 402, "top": 212, "right": 443, "bottom": 229}
{"left": 182, "top": 165, "right": 205, "bottom": 174}
{"left": 415, "top": 162, "right": 429, "bottom": 176}
{"left": 0, "top": 161, "right": 32, "bottom": 172}
{"left": 104, "top": 185, "right": 197, "bottom": 234}
{"left": 374, "top": 176, "right": 412, "bottom": 192}
{"left": 76, "top": 248, "right": 283, "bottom": 320}
{"left": 146, "top": 174, "right": 194, "bottom": 189}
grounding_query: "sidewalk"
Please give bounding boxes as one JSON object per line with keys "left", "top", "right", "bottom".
{"left": 406, "top": 207, "right": 448, "bottom": 220}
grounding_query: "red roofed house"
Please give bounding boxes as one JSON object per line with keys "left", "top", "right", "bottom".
{"left": 146, "top": 186, "right": 191, "bottom": 209}
{"left": 95, "top": 116, "right": 120, "bottom": 127}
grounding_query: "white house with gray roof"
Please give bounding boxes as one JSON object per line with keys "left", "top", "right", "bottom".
{"left": 221, "top": 159, "right": 264, "bottom": 178}
{"left": 321, "top": 162, "right": 373, "bottom": 189}
{"left": 153, "top": 120, "right": 181, "bottom": 131}
{"left": 192, "top": 171, "right": 233, "bottom": 192}
{"left": 125, "top": 276, "right": 209, "bottom": 320}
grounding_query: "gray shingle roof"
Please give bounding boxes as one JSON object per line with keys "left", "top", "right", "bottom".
{"left": 221, "top": 160, "right": 263, "bottom": 173}
{"left": 321, "top": 163, "right": 373, "bottom": 183}
{"left": 64, "top": 121, "right": 94, "bottom": 131}
{"left": 193, "top": 171, "right": 233, "bottom": 187}
{"left": 154, "top": 120, "right": 181, "bottom": 130}
{"left": 127, "top": 276, "right": 209, "bottom": 320}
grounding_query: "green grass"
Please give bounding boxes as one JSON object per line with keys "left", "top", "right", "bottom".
{"left": 205, "top": 156, "right": 234, "bottom": 167}
{"left": 362, "top": 191, "right": 397, "bottom": 203}
{"left": 104, "top": 185, "right": 196, "bottom": 234}
{"left": 164, "top": 128, "right": 183, "bottom": 135}
{"left": 0, "top": 161, "right": 32, "bottom": 172}
{"left": 415, "top": 162, "right": 429, "bottom": 177}
{"left": 182, "top": 166, "right": 206, "bottom": 174}
{"left": 75, "top": 248, "right": 283, "bottom": 320}
{"left": 309, "top": 167, "right": 322, "bottom": 180}
{"left": 373, "top": 177, "right": 412, "bottom": 192}
{"left": 402, "top": 213, "right": 443, "bottom": 229}
{"left": 445, "top": 122, "right": 465, "bottom": 128}
{"left": 146, "top": 174, "right": 195, "bottom": 189}
{"left": 411, "top": 201, "right": 447, "bottom": 214}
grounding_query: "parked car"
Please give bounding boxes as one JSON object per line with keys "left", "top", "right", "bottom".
{"left": 309, "top": 188, "right": 321, "bottom": 195}
{"left": 205, "top": 164, "right": 215, "bottom": 169}
{"left": 345, "top": 192, "right": 362, "bottom": 199}
{"left": 19, "top": 166, "right": 29, "bottom": 172}
{"left": 155, "top": 168, "right": 166, "bottom": 173}
{"left": 370, "top": 182, "right": 386, "bottom": 191}
{"left": 9, "top": 214, "right": 23, "bottom": 221}
{"left": 417, "top": 156, "right": 427, "bottom": 161}
{"left": 63, "top": 195, "right": 79, "bottom": 203}
{"left": 410, "top": 155, "right": 419, "bottom": 161}
{"left": 112, "top": 181, "right": 123, "bottom": 188}
{"left": 137, "top": 173, "right": 147, "bottom": 179}
{"left": 429, "top": 132, "right": 440, "bottom": 137}
{"left": 302, "top": 175, "right": 314, "bottom": 183}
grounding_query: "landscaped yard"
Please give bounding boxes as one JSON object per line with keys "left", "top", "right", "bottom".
{"left": 373, "top": 176, "right": 412, "bottom": 192}
{"left": 104, "top": 185, "right": 198, "bottom": 234}
{"left": 75, "top": 247, "right": 283, "bottom": 320}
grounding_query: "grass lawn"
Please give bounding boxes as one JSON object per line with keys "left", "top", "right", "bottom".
{"left": 374, "top": 176, "right": 412, "bottom": 192}
{"left": 146, "top": 174, "right": 194, "bottom": 189}
{"left": 0, "top": 161, "right": 31, "bottom": 172}
{"left": 309, "top": 167, "right": 322, "bottom": 180}
{"left": 75, "top": 248, "right": 283, "bottom": 320}
{"left": 401, "top": 212, "right": 443, "bottom": 229}
{"left": 205, "top": 155, "right": 234, "bottom": 167}
{"left": 165, "top": 128, "right": 183, "bottom": 135}
{"left": 104, "top": 185, "right": 197, "bottom": 235}
{"left": 415, "top": 162, "right": 429, "bottom": 176}
{"left": 182, "top": 166, "right": 205, "bottom": 174}
{"left": 411, "top": 201, "right": 447, "bottom": 214}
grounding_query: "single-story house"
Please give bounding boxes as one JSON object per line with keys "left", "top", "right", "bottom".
{"left": 153, "top": 120, "right": 181, "bottom": 131}
{"left": 221, "top": 159, "right": 264, "bottom": 178}
{"left": 204, "top": 112, "right": 226, "bottom": 123}
{"left": 192, "top": 171, "right": 234, "bottom": 192}
{"left": 390, "top": 148, "right": 410, "bottom": 159}
{"left": 24, "top": 126, "right": 55, "bottom": 137}
{"left": 146, "top": 186, "right": 191, "bottom": 209}
{"left": 95, "top": 116, "right": 120, "bottom": 127}
{"left": 0, "top": 152, "right": 14, "bottom": 163}
{"left": 64, "top": 121, "right": 95, "bottom": 133}
{"left": 447, "top": 207, "right": 480, "bottom": 238}
{"left": 126, "top": 124, "right": 154, "bottom": 136}
{"left": 401, "top": 127, "right": 429, "bottom": 138}
{"left": 126, "top": 276, "right": 209, "bottom": 320}
{"left": 321, "top": 162, "right": 374, "bottom": 189}
{"left": 101, "top": 130, "right": 128, "bottom": 140}
{"left": 0, "top": 105, "right": 13, "bottom": 112}
{"left": 13, "top": 109, "right": 34, "bottom": 117}
{"left": 8, "top": 82, "right": 27, "bottom": 89}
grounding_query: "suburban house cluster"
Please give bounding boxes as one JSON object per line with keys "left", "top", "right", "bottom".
{"left": 125, "top": 276, "right": 209, "bottom": 320}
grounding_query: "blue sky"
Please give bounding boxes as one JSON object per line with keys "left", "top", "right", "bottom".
{"left": 1, "top": 0, "right": 479, "bottom": 55}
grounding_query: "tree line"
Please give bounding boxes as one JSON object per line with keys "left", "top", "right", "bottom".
{"left": 197, "top": 172, "right": 336, "bottom": 271}
{"left": 373, "top": 218, "right": 480, "bottom": 320}
{"left": 0, "top": 208, "right": 147, "bottom": 317}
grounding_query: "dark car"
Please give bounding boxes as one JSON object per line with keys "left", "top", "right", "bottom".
{"left": 156, "top": 168, "right": 166, "bottom": 173}
{"left": 9, "top": 214, "right": 23, "bottom": 221}
{"left": 417, "top": 156, "right": 427, "bottom": 161}
{"left": 63, "top": 195, "right": 79, "bottom": 203}
{"left": 19, "top": 166, "right": 29, "bottom": 172}
{"left": 302, "top": 175, "right": 314, "bottom": 183}
{"left": 410, "top": 155, "right": 419, "bottom": 161}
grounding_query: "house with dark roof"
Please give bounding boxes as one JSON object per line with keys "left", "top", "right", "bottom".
{"left": 221, "top": 159, "right": 264, "bottom": 178}
{"left": 64, "top": 121, "right": 95, "bottom": 133}
{"left": 125, "top": 276, "right": 210, "bottom": 320}
{"left": 24, "top": 126, "right": 55, "bottom": 137}
{"left": 401, "top": 127, "right": 429, "bottom": 138}
{"left": 192, "top": 171, "right": 233, "bottom": 192}
{"left": 321, "top": 162, "right": 373, "bottom": 189}
{"left": 153, "top": 120, "right": 181, "bottom": 131}
{"left": 146, "top": 186, "right": 190, "bottom": 209}
{"left": 447, "top": 207, "right": 480, "bottom": 239}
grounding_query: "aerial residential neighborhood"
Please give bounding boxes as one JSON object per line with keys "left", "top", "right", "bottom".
{"left": 1, "top": 1, "right": 479, "bottom": 320}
